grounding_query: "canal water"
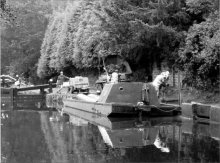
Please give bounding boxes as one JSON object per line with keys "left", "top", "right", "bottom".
{"left": 1, "top": 94, "right": 220, "bottom": 163}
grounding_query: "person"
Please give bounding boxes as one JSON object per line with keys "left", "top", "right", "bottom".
{"left": 56, "top": 71, "right": 69, "bottom": 88}
{"left": 15, "top": 75, "right": 22, "bottom": 87}
{"left": 110, "top": 69, "right": 119, "bottom": 83}
{"left": 15, "top": 74, "right": 19, "bottom": 81}
{"left": 152, "top": 71, "right": 170, "bottom": 97}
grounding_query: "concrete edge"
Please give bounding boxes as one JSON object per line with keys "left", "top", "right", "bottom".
{"left": 181, "top": 102, "right": 220, "bottom": 123}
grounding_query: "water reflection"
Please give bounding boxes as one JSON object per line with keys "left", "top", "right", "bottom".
{"left": 1, "top": 99, "right": 220, "bottom": 163}
{"left": 62, "top": 108, "right": 183, "bottom": 162}
{"left": 1, "top": 111, "right": 51, "bottom": 163}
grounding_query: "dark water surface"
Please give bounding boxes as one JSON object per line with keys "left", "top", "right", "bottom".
{"left": 1, "top": 95, "right": 220, "bottom": 163}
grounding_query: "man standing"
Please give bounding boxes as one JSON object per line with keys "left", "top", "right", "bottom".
{"left": 15, "top": 75, "right": 22, "bottom": 88}
{"left": 56, "top": 71, "right": 70, "bottom": 88}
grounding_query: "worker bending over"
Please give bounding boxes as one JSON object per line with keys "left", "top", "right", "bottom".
{"left": 152, "top": 71, "right": 170, "bottom": 97}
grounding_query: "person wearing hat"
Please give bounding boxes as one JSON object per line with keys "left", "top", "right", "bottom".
{"left": 56, "top": 71, "right": 70, "bottom": 88}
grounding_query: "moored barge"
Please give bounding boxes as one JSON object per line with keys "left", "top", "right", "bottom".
{"left": 62, "top": 82, "right": 181, "bottom": 117}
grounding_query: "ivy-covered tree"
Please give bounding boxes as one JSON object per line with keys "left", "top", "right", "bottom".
{"left": 178, "top": 14, "right": 220, "bottom": 89}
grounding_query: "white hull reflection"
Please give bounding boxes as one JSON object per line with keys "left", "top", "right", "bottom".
{"left": 62, "top": 106, "right": 182, "bottom": 150}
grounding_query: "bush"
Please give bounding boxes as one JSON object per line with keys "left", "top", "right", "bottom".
{"left": 178, "top": 15, "right": 220, "bottom": 89}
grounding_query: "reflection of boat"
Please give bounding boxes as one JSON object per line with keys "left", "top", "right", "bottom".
{"left": 63, "top": 106, "right": 181, "bottom": 149}
{"left": 63, "top": 106, "right": 181, "bottom": 130}
{"left": 68, "top": 115, "right": 88, "bottom": 126}
{"left": 98, "top": 126, "right": 159, "bottom": 148}
{"left": 63, "top": 82, "right": 181, "bottom": 116}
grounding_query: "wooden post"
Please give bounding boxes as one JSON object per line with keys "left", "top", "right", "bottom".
{"left": 9, "top": 88, "right": 14, "bottom": 110}
{"left": 9, "top": 88, "right": 14, "bottom": 98}
{"left": 40, "top": 88, "right": 44, "bottom": 95}
{"left": 178, "top": 126, "right": 182, "bottom": 163}
{"left": 13, "top": 88, "right": 17, "bottom": 98}
{"left": 49, "top": 81, "right": 53, "bottom": 93}
{"left": 178, "top": 71, "right": 182, "bottom": 106}
{"left": 11, "top": 88, "right": 18, "bottom": 110}
{"left": 172, "top": 67, "right": 175, "bottom": 87}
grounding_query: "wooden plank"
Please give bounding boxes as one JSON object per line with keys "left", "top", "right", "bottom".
{"left": 15, "top": 97, "right": 44, "bottom": 101}
{"left": 17, "top": 83, "right": 56, "bottom": 92}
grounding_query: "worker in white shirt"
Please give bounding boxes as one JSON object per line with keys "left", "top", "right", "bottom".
{"left": 110, "top": 69, "right": 119, "bottom": 83}
{"left": 152, "top": 71, "right": 170, "bottom": 97}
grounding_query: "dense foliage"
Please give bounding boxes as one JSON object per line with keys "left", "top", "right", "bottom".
{"left": 37, "top": 0, "right": 219, "bottom": 89}
{"left": 1, "top": 0, "right": 52, "bottom": 83}
{"left": 178, "top": 14, "right": 220, "bottom": 89}
{"left": 1, "top": 0, "right": 219, "bottom": 88}
{"left": 37, "top": 0, "right": 187, "bottom": 78}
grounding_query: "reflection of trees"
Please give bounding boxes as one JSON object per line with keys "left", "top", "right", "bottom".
{"left": 41, "top": 113, "right": 108, "bottom": 162}
{"left": 6, "top": 110, "right": 218, "bottom": 163}
{"left": 1, "top": 111, "right": 51, "bottom": 163}
{"left": 56, "top": 122, "right": 181, "bottom": 162}
{"left": 2, "top": 111, "right": 192, "bottom": 163}
{"left": 191, "top": 124, "right": 220, "bottom": 163}
{"left": 40, "top": 115, "right": 184, "bottom": 162}
{"left": 64, "top": 123, "right": 109, "bottom": 162}
{"left": 181, "top": 123, "right": 220, "bottom": 162}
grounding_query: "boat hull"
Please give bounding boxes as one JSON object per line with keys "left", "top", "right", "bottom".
{"left": 63, "top": 98, "right": 138, "bottom": 116}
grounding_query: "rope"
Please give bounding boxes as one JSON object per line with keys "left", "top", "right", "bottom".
{"left": 149, "top": 105, "right": 180, "bottom": 113}
{"left": 137, "top": 103, "right": 180, "bottom": 113}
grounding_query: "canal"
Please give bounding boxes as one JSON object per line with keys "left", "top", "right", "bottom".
{"left": 1, "top": 94, "right": 220, "bottom": 163}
